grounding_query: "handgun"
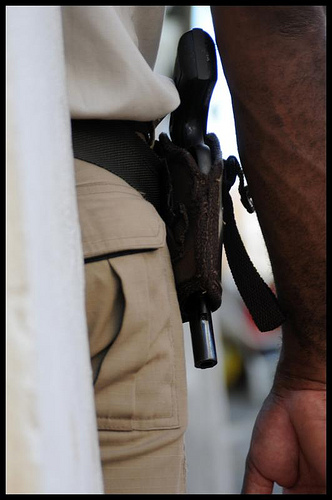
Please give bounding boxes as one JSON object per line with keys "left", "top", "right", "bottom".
{"left": 170, "top": 28, "right": 218, "bottom": 369}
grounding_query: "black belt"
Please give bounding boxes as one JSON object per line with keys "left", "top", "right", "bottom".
{"left": 71, "top": 119, "right": 162, "bottom": 212}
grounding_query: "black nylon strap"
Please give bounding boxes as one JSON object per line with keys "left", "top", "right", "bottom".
{"left": 223, "top": 156, "right": 286, "bottom": 332}
{"left": 71, "top": 119, "right": 163, "bottom": 212}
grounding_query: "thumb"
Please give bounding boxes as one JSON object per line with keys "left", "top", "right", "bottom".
{"left": 241, "top": 458, "right": 274, "bottom": 494}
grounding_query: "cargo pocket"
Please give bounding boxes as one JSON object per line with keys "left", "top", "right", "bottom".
{"left": 76, "top": 160, "right": 183, "bottom": 432}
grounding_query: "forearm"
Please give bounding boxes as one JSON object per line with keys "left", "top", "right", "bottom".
{"left": 211, "top": 7, "right": 326, "bottom": 377}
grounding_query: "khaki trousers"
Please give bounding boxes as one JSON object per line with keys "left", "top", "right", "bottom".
{"left": 75, "top": 158, "right": 188, "bottom": 494}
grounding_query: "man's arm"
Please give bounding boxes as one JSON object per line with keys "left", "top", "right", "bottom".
{"left": 211, "top": 6, "right": 326, "bottom": 493}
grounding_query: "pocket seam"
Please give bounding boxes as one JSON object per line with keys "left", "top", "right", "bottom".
{"left": 94, "top": 249, "right": 180, "bottom": 432}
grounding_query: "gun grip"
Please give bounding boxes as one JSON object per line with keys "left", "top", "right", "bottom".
{"left": 170, "top": 28, "right": 217, "bottom": 150}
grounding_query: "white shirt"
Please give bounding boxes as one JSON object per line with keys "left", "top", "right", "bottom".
{"left": 61, "top": 6, "right": 180, "bottom": 121}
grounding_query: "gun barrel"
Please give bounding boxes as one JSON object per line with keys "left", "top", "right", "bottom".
{"left": 189, "top": 294, "right": 217, "bottom": 369}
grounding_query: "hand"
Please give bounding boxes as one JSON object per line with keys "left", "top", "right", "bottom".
{"left": 241, "top": 379, "right": 326, "bottom": 494}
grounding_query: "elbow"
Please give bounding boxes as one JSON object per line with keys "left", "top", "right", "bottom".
{"left": 264, "top": 6, "right": 326, "bottom": 39}
{"left": 211, "top": 6, "right": 326, "bottom": 40}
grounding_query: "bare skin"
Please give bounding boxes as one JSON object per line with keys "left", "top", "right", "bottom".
{"left": 210, "top": 6, "right": 326, "bottom": 493}
{"left": 241, "top": 369, "right": 326, "bottom": 494}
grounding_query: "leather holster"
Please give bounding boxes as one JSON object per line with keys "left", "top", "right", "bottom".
{"left": 154, "top": 132, "right": 224, "bottom": 322}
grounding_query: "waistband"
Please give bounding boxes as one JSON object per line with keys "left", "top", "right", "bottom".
{"left": 71, "top": 119, "right": 163, "bottom": 212}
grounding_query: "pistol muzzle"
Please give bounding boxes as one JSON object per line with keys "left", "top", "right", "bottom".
{"left": 189, "top": 294, "right": 218, "bottom": 369}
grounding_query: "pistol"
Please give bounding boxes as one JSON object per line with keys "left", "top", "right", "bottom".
{"left": 170, "top": 28, "right": 218, "bottom": 369}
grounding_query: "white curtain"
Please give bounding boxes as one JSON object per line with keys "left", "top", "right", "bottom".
{"left": 6, "top": 6, "right": 103, "bottom": 493}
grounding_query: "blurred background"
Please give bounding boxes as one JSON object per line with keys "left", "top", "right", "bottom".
{"left": 155, "top": 6, "right": 283, "bottom": 494}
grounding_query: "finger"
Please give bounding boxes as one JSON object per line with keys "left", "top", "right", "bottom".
{"left": 241, "top": 460, "right": 274, "bottom": 494}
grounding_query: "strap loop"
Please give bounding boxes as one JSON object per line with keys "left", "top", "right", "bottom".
{"left": 225, "top": 155, "right": 255, "bottom": 213}
{"left": 222, "top": 156, "right": 286, "bottom": 332}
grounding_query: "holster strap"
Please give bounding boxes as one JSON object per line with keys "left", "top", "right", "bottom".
{"left": 223, "top": 156, "right": 286, "bottom": 331}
